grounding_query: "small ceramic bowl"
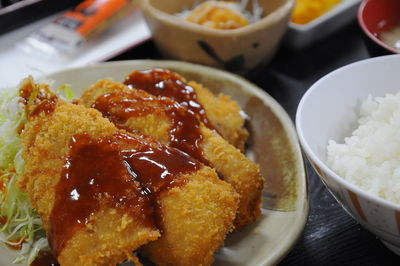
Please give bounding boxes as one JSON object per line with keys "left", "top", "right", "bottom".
{"left": 358, "top": 0, "right": 400, "bottom": 56}
{"left": 285, "top": 0, "right": 362, "bottom": 50}
{"left": 140, "top": 0, "right": 294, "bottom": 74}
{"left": 296, "top": 55, "right": 400, "bottom": 255}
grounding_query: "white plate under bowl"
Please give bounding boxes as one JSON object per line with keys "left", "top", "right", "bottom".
{"left": 284, "top": 0, "right": 362, "bottom": 50}
{"left": 0, "top": 60, "right": 308, "bottom": 266}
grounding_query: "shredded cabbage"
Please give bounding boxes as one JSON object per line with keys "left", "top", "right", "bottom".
{"left": 0, "top": 85, "right": 48, "bottom": 265}
{"left": 56, "top": 84, "right": 74, "bottom": 102}
{"left": 0, "top": 80, "right": 74, "bottom": 264}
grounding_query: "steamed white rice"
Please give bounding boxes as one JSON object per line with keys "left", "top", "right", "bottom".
{"left": 327, "top": 92, "right": 400, "bottom": 203}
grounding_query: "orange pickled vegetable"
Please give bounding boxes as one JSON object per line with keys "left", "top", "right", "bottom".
{"left": 185, "top": 1, "right": 249, "bottom": 30}
{"left": 291, "top": 0, "right": 342, "bottom": 25}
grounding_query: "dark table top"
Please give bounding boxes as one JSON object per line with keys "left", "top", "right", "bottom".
{"left": 109, "top": 21, "right": 400, "bottom": 265}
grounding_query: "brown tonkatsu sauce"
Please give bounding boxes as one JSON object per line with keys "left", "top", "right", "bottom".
{"left": 114, "top": 132, "right": 199, "bottom": 194}
{"left": 0, "top": 177, "right": 7, "bottom": 195}
{"left": 92, "top": 91, "right": 209, "bottom": 165}
{"left": 19, "top": 80, "right": 58, "bottom": 117}
{"left": 30, "top": 251, "right": 59, "bottom": 266}
{"left": 49, "top": 133, "right": 150, "bottom": 256}
{"left": 124, "top": 69, "right": 218, "bottom": 132}
{"left": 49, "top": 131, "right": 200, "bottom": 257}
{"left": 19, "top": 78, "right": 36, "bottom": 104}
{"left": 30, "top": 98, "right": 58, "bottom": 117}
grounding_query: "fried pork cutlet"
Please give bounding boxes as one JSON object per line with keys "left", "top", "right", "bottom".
{"left": 141, "top": 166, "right": 239, "bottom": 266}
{"left": 79, "top": 79, "right": 263, "bottom": 229}
{"left": 124, "top": 69, "right": 249, "bottom": 151}
{"left": 19, "top": 78, "right": 239, "bottom": 266}
{"left": 19, "top": 79, "right": 160, "bottom": 265}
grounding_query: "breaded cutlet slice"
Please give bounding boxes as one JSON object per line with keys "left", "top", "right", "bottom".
{"left": 79, "top": 79, "right": 263, "bottom": 229}
{"left": 140, "top": 166, "right": 238, "bottom": 266}
{"left": 123, "top": 69, "right": 248, "bottom": 151}
{"left": 187, "top": 80, "right": 248, "bottom": 151}
{"left": 19, "top": 81, "right": 160, "bottom": 265}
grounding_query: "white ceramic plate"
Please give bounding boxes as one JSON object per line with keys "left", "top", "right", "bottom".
{"left": 0, "top": 60, "right": 308, "bottom": 266}
{"left": 284, "top": 0, "right": 362, "bottom": 49}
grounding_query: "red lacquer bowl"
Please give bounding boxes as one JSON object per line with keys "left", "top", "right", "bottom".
{"left": 358, "top": 0, "right": 400, "bottom": 55}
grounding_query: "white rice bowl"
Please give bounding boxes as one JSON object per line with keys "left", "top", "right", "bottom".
{"left": 327, "top": 92, "right": 400, "bottom": 204}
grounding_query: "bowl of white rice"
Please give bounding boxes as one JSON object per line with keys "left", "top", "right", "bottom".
{"left": 296, "top": 54, "right": 400, "bottom": 255}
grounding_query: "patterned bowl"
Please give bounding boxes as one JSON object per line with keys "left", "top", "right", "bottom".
{"left": 140, "top": 0, "right": 294, "bottom": 74}
{"left": 296, "top": 55, "right": 400, "bottom": 255}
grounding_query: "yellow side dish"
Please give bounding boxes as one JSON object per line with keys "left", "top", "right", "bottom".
{"left": 185, "top": 1, "right": 249, "bottom": 30}
{"left": 291, "top": 0, "right": 342, "bottom": 25}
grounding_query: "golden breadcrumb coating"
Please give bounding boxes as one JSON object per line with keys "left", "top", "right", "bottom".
{"left": 20, "top": 98, "right": 160, "bottom": 265}
{"left": 187, "top": 80, "right": 248, "bottom": 151}
{"left": 201, "top": 126, "right": 263, "bottom": 228}
{"left": 141, "top": 166, "right": 239, "bottom": 266}
{"left": 79, "top": 79, "right": 263, "bottom": 229}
